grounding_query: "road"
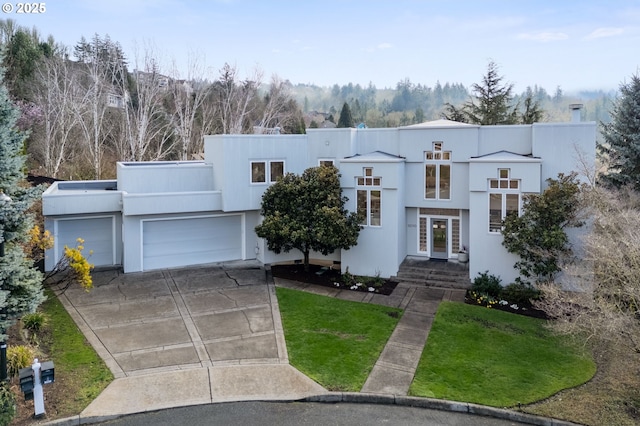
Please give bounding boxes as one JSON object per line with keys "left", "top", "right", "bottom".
{"left": 99, "top": 401, "right": 530, "bottom": 425}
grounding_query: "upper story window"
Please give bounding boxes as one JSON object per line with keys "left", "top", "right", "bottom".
{"left": 251, "top": 160, "right": 285, "bottom": 184}
{"left": 488, "top": 169, "right": 520, "bottom": 233}
{"left": 356, "top": 167, "right": 381, "bottom": 227}
{"left": 425, "top": 142, "right": 451, "bottom": 200}
{"left": 319, "top": 159, "right": 335, "bottom": 167}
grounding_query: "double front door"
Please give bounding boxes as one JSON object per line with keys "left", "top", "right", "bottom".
{"left": 419, "top": 213, "right": 459, "bottom": 260}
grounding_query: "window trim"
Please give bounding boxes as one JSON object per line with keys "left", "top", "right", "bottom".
{"left": 250, "top": 160, "right": 285, "bottom": 184}
{"left": 424, "top": 142, "right": 452, "bottom": 200}
{"left": 356, "top": 167, "right": 382, "bottom": 227}
{"left": 488, "top": 169, "right": 521, "bottom": 233}
{"left": 318, "top": 159, "right": 335, "bottom": 167}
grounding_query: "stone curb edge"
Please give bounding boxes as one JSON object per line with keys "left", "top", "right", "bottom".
{"left": 44, "top": 393, "right": 581, "bottom": 426}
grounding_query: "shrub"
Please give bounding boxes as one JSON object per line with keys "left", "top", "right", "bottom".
{"left": 7, "top": 345, "right": 35, "bottom": 378}
{"left": 0, "top": 382, "right": 16, "bottom": 426}
{"left": 22, "top": 312, "right": 47, "bottom": 332}
{"left": 471, "top": 271, "right": 503, "bottom": 298}
{"left": 500, "top": 282, "right": 541, "bottom": 307}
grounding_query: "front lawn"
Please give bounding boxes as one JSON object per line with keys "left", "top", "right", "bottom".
{"left": 276, "top": 287, "right": 402, "bottom": 391}
{"left": 409, "top": 301, "right": 595, "bottom": 407}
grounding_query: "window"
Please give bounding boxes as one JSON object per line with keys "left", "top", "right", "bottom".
{"left": 251, "top": 160, "right": 285, "bottom": 184}
{"left": 425, "top": 142, "right": 451, "bottom": 200}
{"left": 270, "top": 161, "right": 284, "bottom": 182}
{"left": 356, "top": 167, "right": 381, "bottom": 226}
{"left": 319, "top": 159, "right": 335, "bottom": 167}
{"left": 488, "top": 169, "right": 520, "bottom": 232}
{"left": 251, "top": 162, "right": 266, "bottom": 183}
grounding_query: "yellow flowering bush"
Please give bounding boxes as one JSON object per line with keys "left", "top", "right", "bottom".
{"left": 63, "top": 238, "right": 94, "bottom": 290}
{"left": 45, "top": 237, "right": 94, "bottom": 292}
{"left": 24, "top": 225, "right": 54, "bottom": 261}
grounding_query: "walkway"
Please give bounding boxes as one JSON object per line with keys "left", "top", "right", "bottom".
{"left": 272, "top": 279, "right": 466, "bottom": 395}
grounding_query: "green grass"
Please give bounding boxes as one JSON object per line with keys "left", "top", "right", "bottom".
{"left": 409, "top": 302, "right": 596, "bottom": 407}
{"left": 276, "top": 287, "right": 402, "bottom": 391}
{"left": 41, "top": 288, "right": 113, "bottom": 413}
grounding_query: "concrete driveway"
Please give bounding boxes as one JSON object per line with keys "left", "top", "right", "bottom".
{"left": 57, "top": 260, "right": 287, "bottom": 378}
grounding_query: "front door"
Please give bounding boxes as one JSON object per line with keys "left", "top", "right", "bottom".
{"left": 431, "top": 219, "right": 448, "bottom": 259}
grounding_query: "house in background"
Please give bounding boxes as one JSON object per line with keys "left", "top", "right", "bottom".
{"left": 42, "top": 111, "right": 595, "bottom": 284}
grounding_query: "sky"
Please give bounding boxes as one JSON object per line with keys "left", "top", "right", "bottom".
{"left": 8, "top": 0, "right": 640, "bottom": 94}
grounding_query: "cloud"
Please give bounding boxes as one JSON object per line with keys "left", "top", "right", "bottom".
{"left": 517, "top": 32, "right": 569, "bottom": 42}
{"left": 377, "top": 43, "right": 393, "bottom": 50}
{"left": 585, "top": 27, "right": 624, "bottom": 40}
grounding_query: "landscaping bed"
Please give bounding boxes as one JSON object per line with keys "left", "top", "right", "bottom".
{"left": 5, "top": 289, "right": 112, "bottom": 425}
{"left": 270, "top": 263, "right": 398, "bottom": 295}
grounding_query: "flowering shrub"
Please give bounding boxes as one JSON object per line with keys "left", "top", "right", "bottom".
{"left": 45, "top": 237, "right": 94, "bottom": 292}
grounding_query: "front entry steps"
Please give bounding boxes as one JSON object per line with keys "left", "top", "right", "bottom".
{"left": 391, "top": 256, "right": 471, "bottom": 289}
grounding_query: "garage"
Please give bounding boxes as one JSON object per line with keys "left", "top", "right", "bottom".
{"left": 55, "top": 216, "right": 117, "bottom": 267}
{"left": 142, "top": 215, "right": 243, "bottom": 271}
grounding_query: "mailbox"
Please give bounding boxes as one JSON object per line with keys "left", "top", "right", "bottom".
{"left": 19, "top": 367, "right": 34, "bottom": 400}
{"left": 41, "top": 361, "right": 54, "bottom": 384}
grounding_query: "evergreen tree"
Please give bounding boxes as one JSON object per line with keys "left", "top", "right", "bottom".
{"left": 598, "top": 73, "right": 640, "bottom": 190}
{"left": 337, "top": 101, "right": 354, "bottom": 128}
{"left": 464, "top": 61, "right": 518, "bottom": 125}
{"left": 0, "top": 61, "right": 44, "bottom": 341}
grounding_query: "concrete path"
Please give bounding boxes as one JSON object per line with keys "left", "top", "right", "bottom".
{"left": 273, "top": 279, "right": 466, "bottom": 396}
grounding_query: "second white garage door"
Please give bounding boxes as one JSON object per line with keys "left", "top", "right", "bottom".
{"left": 142, "top": 215, "right": 243, "bottom": 271}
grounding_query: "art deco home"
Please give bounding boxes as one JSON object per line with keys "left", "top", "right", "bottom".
{"left": 43, "top": 111, "right": 595, "bottom": 284}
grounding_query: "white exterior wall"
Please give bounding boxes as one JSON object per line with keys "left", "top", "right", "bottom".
{"left": 339, "top": 156, "right": 405, "bottom": 278}
{"left": 204, "top": 135, "right": 308, "bottom": 212}
{"left": 43, "top": 119, "right": 596, "bottom": 280}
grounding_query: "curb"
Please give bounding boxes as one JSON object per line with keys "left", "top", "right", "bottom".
{"left": 303, "top": 393, "right": 582, "bottom": 426}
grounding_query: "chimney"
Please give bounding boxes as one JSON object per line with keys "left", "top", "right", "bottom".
{"left": 569, "top": 104, "right": 583, "bottom": 123}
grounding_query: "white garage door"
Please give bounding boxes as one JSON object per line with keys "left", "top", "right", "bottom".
{"left": 56, "top": 217, "right": 115, "bottom": 267}
{"left": 142, "top": 215, "right": 243, "bottom": 271}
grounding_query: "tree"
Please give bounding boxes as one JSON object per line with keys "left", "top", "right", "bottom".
{"left": 464, "top": 61, "right": 518, "bottom": 125}
{"left": 443, "top": 61, "right": 544, "bottom": 125}
{"left": 0, "top": 62, "right": 45, "bottom": 342}
{"left": 169, "top": 54, "right": 213, "bottom": 160}
{"left": 501, "top": 173, "right": 584, "bottom": 284}
{"left": 537, "top": 185, "right": 640, "bottom": 353}
{"left": 598, "top": 73, "right": 640, "bottom": 190}
{"left": 213, "top": 63, "right": 260, "bottom": 134}
{"left": 337, "top": 101, "right": 354, "bottom": 128}
{"left": 520, "top": 87, "right": 544, "bottom": 124}
{"left": 255, "top": 166, "right": 361, "bottom": 271}
{"left": 118, "top": 44, "right": 175, "bottom": 162}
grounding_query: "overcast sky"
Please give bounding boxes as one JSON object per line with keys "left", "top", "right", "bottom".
{"left": 10, "top": 0, "right": 639, "bottom": 93}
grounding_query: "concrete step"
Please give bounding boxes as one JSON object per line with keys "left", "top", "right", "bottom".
{"left": 393, "top": 276, "right": 471, "bottom": 289}
{"left": 396, "top": 269, "right": 469, "bottom": 279}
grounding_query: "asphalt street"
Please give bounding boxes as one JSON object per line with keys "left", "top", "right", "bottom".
{"left": 97, "top": 401, "right": 530, "bottom": 426}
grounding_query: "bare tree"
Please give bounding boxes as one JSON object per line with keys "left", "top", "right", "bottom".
{"left": 118, "top": 44, "right": 175, "bottom": 161}
{"left": 254, "top": 75, "right": 299, "bottom": 133}
{"left": 538, "top": 185, "right": 640, "bottom": 353}
{"left": 31, "top": 54, "right": 83, "bottom": 177}
{"left": 169, "top": 55, "right": 213, "bottom": 160}
{"left": 72, "top": 36, "right": 121, "bottom": 179}
{"left": 214, "top": 63, "right": 261, "bottom": 134}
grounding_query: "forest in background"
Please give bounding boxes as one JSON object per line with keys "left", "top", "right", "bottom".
{"left": 0, "top": 19, "right": 616, "bottom": 180}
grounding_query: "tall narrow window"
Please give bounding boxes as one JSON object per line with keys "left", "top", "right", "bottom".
{"left": 356, "top": 167, "right": 382, "bottom": 227}
{"left": 488, "top": 169, "right": 521, "bottom": 233}
{"left": 424, "top": 142, "right": 451, "bottom": 200}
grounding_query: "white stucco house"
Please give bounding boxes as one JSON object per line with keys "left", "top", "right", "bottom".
{"left": 42, "top": 112, "right": 595, "bottom": 284}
